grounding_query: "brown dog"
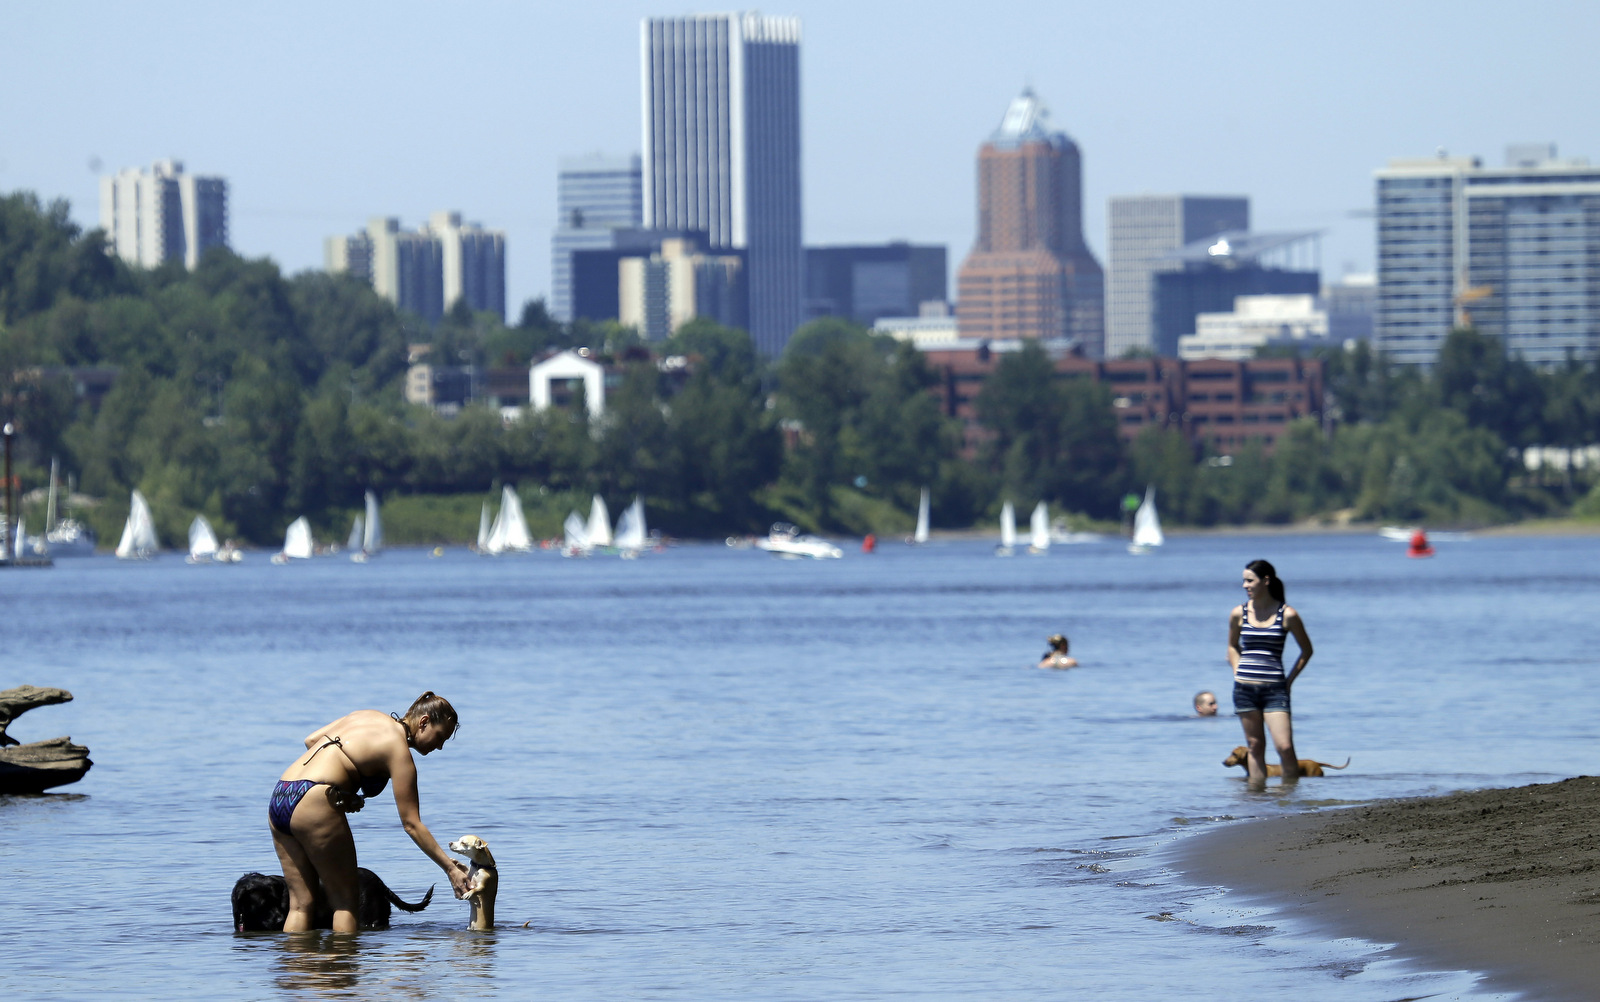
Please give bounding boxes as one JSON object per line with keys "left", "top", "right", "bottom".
{"left": 1222, "top": 745, "right": 1349, "bottom": 777}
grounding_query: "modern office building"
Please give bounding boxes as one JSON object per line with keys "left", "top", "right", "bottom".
{"left": 619, "top": 237, "right": 747, "bottom": 341}
{"left": 1375, "top": 145, "right": 1600, "bottom": 364}
{"left": 99, "top": 159, "right": 228, "bottom": 270}
{"left": 550, "top": 155, "right": 643, "bottom": 322}
{"left": 568, "top": 228, "right": 723, "bottom": 324}
{"left": 1325, "top": 273, "right": 1375, "bottom": 344}
{"left": 955, "top": 88, "right": 1104, "bottom": 355}
{"left": 326, "top": 213, "right": 505, "bottom": 323}
{"left": 1106, "top": 195, "right": 1248, "bottom": 357}
{"left": 804, "top": 243, "right": 947, "bottom": 327}
{"left": 1179, "top": 294, "right": 1329, "bottom": 361}
{"left": 1151, "top": 231, "right": 1321, "bottom": 358}
{"left": 641, "top": 12, "right": 802, "bottom": 355}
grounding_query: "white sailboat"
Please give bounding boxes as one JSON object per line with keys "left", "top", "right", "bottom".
{"left": 346, "top": 514, "right": 364, "bottom": 555}
{"left": 115, "top": 489, "right": 159, "bottom": 560}
{"left": 562, "top": 510, "right": 591, "bottom": 556}
{"left": 350, "top": 491, "right": 381, "bottom": 562}
{"left": 1128, "top": 486, "right": 1165, "bottom": 554}
{"left": 186, "top": 515, "right": 220, "bottom": 563}
{"left": 476, "top": 502, "right": 491, "bottom": 552}
{"left": 614, "top": 496, "right": 648, "bottom": 556}
{"left": 1028, "top": 501, "right": 1051, "bottom": 555}
{"left": 587, "top": 495, "right": 612, "bottom": 549}
{"left": 909, "top": 487, "right": 931, "bottom": 545}
{"left": 484, "top": 485, "right": 533, "bottom": 555}
{"left": 42, "top": 459, "right": 96, "bottom": 556}
{"left": 995, "top": 500, "right": 1016, "bottom": 557}
{"left": 272, "top": 516, "right": 315, "bottom": 564}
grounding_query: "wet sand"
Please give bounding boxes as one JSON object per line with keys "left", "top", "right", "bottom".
{"left": 1181, "top": 776, "right": 1600, "bottom": 1000}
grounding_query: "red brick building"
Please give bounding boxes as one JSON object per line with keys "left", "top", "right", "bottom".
{"left": 954, "top": 89, "right": 1104, "bottom": 356}
{"left": 920, "top": 341, "right": 1323, "bottom": 457}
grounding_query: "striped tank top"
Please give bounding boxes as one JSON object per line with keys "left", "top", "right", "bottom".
{"left": 1235, "top": 602, "right": 1287, "bottom": 683}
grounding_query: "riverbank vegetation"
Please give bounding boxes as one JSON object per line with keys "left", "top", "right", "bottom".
{"left": 3, "top": 191, "right": 1598, "bottom": 546}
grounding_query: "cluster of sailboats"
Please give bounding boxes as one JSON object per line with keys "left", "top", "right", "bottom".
{"left": 559, "top": 494, "right": 651, "bottom": 557}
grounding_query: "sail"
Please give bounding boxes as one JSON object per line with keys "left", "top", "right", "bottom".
{"left": 13, "top": 516, "right": 25, "bottom": 557}
{"left": 499, "top": 486, "right": 532, "bottom": 551}
{"left": 477, "top": 502, "right": 491, "bottom": 551}
{"left": 1030, "top": 502, "right": 1051, "bottom": 551}
{"left": 46, "top": 458, "right": 58, "bottom": 534}
{"left": 615, "top": 497, "right": 647, "bottom": 551}
{"left": 563, "top": 511, "right": 590, "bottom": 551}
{"left": 347, "top": 515, "right": 364, "bottom": 553}
{"left": 188, "top": 515, "right": 220, "bottom": 560}
{"left": 914, "top": 487, "right": 930, "bottom": 544}
{"left": 116, "top": 490, "right": 159, "bottom": 559}
{"left": 362, "top": 491, "right": 382, "bottom": 554}
{"left": 1000, "top": 500, "right": 1016, "bottom": 549}
{"left": 1132, "top": 486, "right": 1165, "bottom": 548}
{"left": 587, "top": 495, "right": 612, "bottom": 548}
{"left": 484, "top": 497, "right": 507, "bottom": 555}
{"left": 284, "top": 517, "right": 314, "bottom": 560}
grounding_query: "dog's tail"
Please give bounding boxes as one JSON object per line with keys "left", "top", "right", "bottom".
{"left": 387, "top": 884, "right": 435, "bottom": 912}
{"left": 1324, "top": 758, "right": 1352, "bottom": 770}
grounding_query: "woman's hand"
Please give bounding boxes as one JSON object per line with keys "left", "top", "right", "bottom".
{"left": 446, "top": 859, "right": 472, "bottom": 899}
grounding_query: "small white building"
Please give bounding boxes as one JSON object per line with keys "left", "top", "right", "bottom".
{"left": 1179, "top": 294, "right": 1328, "bottom": 361}
{"left": 874, "top": 301, "right": 960, "bottom": 348}
{"left": 529, "top": 350, "right": 606, "bottom": 419}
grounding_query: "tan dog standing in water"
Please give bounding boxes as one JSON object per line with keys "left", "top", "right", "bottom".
{"left": 448, "top": 835, "right": 497, "bottom": 930}
{"left": 1222, "top": 745, "right": 1349, "bottom": 778}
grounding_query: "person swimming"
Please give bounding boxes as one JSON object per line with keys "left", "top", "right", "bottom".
{"left": 1038, "top": 634, "right": 1078, "bottom": 669}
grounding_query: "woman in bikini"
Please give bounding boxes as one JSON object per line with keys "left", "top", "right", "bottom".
{"left": 1228, "top": 560, "right": 1313, "bottom": 785}
{"left": 269, "top": 691, "right": 471, "bottom": 932}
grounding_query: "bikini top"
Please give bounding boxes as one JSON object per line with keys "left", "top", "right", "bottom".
{"left": 302, "top": 735, "right": 388, "bottom": 799}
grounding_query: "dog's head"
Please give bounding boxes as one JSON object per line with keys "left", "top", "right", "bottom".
{"left": 232, "top": 872, "right": 290, "bottom": 932}
{"left": 1221, "top": 746, "right": 1251, "bottom": 768}
{"left": 449, "top": 835, "right": 496, "bottom": 867}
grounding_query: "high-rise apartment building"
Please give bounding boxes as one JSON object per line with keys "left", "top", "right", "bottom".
{"left": 1106, "top": 195, "right": 1248, "bottom": 358}
{"left": 1376, "top": 145, "right": 1600, "bottom": 364}
{"left": 619, "top": 237, "right": 746, "bottom": 341}
{"left": 641, "top": 12, "right": 802, "bottom": 355}
{"left": 99, "top": 159, "right": 228, "bottom": 270}
{"left": 326, "top": 213, "right": 505, "bottom": 323}
{"left": 955, "top": 89, "right": 1104, "bottom": 355}
{"left": 550, "top": 155, "right": 643, "bottom": 323}
{"left": 431, "top": 211, "right": 506, "bottom": 322}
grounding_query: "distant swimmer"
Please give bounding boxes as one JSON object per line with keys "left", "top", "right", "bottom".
{"left": 1038, "top": 634, "right": 1078, "bottom": 669}
{"left": 1193, "top": 690, "right": 1218, "bottom": 716}
{"left": 1227, "top": 559, "right": 1314, "bottom": 785}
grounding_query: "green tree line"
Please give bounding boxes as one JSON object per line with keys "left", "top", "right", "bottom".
{"left": 3, "top": 191, "right": 1599, "bottom": 547}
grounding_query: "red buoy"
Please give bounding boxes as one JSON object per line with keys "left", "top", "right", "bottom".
{"left": 861, "top": 533, "right": 876, "bottom": 553}
{"left": 1407, "top": 529, "right": 1435, "bottom": 558}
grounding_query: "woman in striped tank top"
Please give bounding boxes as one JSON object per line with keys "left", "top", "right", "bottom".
{"left": 1227, "top": 559, "right": 1314, "bottom": 784}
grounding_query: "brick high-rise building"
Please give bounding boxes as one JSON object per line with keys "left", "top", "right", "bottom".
{"left": 956, "top": 89, "right": 1104, "bottom": 356}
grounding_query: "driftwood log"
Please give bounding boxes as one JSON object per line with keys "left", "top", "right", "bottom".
{"left": 0, "top": 685, "right": 93, "bottom": 793}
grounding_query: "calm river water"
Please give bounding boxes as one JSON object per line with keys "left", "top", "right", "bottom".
{"left": 3, "top": 531, "right": 1598, "bottom": 999}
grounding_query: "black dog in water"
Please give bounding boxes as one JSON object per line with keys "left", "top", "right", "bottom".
{"left": 232, "top": 869, "right": 434, "bottom": 931}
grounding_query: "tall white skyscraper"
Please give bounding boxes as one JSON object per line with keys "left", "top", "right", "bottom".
{"left": 641, "top": 12, "right": 802, "bottom": 355}
{"left": 99, "top": 159, "right": 228, "bottom": 271}
{"left": 1106, "top": 195, "right": 1248, "bottom": 357}
{"left": 550, "top": 154, "right": 643, "bottom": 323}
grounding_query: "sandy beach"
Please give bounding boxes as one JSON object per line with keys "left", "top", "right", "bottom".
{"left": 1181, "top": 776, "right": 1600, "bottom": 1000}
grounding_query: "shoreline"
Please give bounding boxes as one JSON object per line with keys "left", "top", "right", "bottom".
{"left": 1176, "top": 776, "right": 1600, "bottom": 1000}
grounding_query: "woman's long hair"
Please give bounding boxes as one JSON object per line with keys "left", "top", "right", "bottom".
{"left": 1245, "top": 559, "right": 1286, "bottom": 603}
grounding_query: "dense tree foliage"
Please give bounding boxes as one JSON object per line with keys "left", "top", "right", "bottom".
{"left": 2, "top": 192, "right": 1597, "bottom": 547}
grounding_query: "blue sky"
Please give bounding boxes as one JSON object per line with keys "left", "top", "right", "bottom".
{"left": 5, "top": 1, "right": 1596, "bottom": 316}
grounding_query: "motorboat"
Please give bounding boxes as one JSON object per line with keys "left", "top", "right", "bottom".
{"left": 756, "top": 523, "right": 842, "bottom": 559}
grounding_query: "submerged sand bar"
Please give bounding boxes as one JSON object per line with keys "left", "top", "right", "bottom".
{"left": 1181, "top": 776, "right": 1600, "bottom": 1000}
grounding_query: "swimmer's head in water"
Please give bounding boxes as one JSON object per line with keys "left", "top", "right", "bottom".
{"left": 1194, "top": 690, "right": 1218, "bottom": 716}
{"left": 1047, "top": 634, "right": 1069, "bottom": 651}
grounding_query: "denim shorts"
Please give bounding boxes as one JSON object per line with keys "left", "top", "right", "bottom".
{"left": 1233, "top": 679, "right": 1291, "bottom": 715}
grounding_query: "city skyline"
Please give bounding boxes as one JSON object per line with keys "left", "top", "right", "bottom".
{"left": 5, "top": 2, "right": 1597, "bottom": 325}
